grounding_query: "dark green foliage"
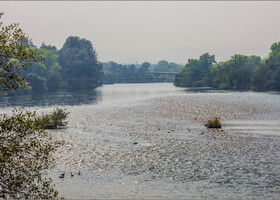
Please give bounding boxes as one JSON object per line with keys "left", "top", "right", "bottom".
{"left": 0, "top": 13, "right": 61, "bottom": 199}
{"left": 250, "top": 63, "right": 269, "bottom": 90}
{"left": 0, "top": 13, "right": 43, "bottom": 94}
{"left": 211, "top": 54, "right": 258, "bottom": 90}
{"left": 174, "top": 53, "right": 215, "bottom": 87}
{"left": 153, "top": 60, "right": 183, "bottom": 73}
{"left": 20, "top": 36, "right": 103, "bottom": 93}
{"left": 58, "top": 36, "right": 103, "bottom": 90}
{"left": 103, "top": 61, "right": 152, "bottom": 83}
{"left": 141, "top": 61, "right": 151, "bottom": 71}
{"left": 27, "top": 73, "right": 48, "bottom": 93}
{"left": 24, "top": 44, "right": 65, "bottom": 92}
{"left": 0, "top": 109, "right": 61, "bottom": 199}
{"left": 47, "top": 70, "right": 63, "bottom": 91}
{"left": 205, "top": 117, "right": 221, "bottom": 128}
{"left": 41, "top": 108, "right": 70, "bottom": 127}
{"left": 103, "top": 60, "right": 183, "bottom": 83}
{"left": 271, "top": 69, "right": 280, "bottom": 90}
{"left": 174, "top": 42, "right": 280, "bottom": 91}
{"left": 253, "top": 42, "right": 280, "bottom": 91}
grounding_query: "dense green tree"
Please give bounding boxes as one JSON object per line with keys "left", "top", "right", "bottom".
{"left": 39, "top": 45, "right": 64, "bottom": 91}
{"left": 251, "top": 63, "right": 269, "bottom": 90}
{"left": 211, "top": 62, "right": 231, "bottom": 89}
{"left": 211, "top": 54, "right": 257, "bottom": 90}
{"left": 271, "top": 69, "right": 280, "bottom": 90}
{"left": 24, "top": 44, "right": 64, "bottom": 92}
{"left": 267, "top": 42, "right": 280, "bottom": 68}
{"left": 174, "top": 43, "right": 280, "bottom": 91}
{"left": 0, "top": 109, "right": 61, "bottom": 199}
{"left": 251, "top": 42, "right": 280, "bottom": 91}
{"left": 153, "top": 60, "right": 182, "bottom": 72}
{"left": 154, "top": 60, "right": 169, "bottom": 72}
{"left": 0, "top": 13, "right": 42, "bottom": 94}
{"left": 138, "top": 62, "right": 151, "bottom": 81}
{"left": 102, "top": 61, "right": 153, "bottom": 83}
{"left": 47, "top": 69, "right": 63, "bottom": 91}
{"left": 0, "top": 13, "right": 60, "bottom": 199}
{"left": 27, "top": 73, "right": 48, "bottom": 92}
{"left": 58, "top": 36, "right": 103, "bottom": 90}
{"left": 174, "top": 53, "right": 215, "bottom": 87}
{"left": 141, "top": 61, "right": 151, "bottom": 71}
{"left": 247, "top": 55, "right": 262, "bottom": 67}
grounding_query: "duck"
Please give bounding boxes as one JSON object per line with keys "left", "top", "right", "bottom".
{"left": 59, "top": 172, "right": 65, "bottom": 178}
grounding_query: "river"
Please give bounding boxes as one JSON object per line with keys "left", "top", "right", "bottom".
{"left": 1, "top": 83, "right": 280, "bottom": 199}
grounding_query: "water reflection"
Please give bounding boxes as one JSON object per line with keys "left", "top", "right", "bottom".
{"left": 183, "top": 87, "right": 248, "bottom": 94}
{"left": 2, "top": 83, "right": 280, "bottom": 199}
{"left": 0, "top": 83, "right": 186, "bottom": 108}
{"left": 184, "top": 87, "right": 280, "bottom": 96}
{"left": 0, "top": 89, "right": 102, "bottom": 107}
{"left": 183, "top": 87, "right": 215, "bottom": 93}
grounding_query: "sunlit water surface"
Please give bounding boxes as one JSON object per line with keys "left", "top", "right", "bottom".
{"left": 1, "top": 83, "right": 280, "bottom": 199}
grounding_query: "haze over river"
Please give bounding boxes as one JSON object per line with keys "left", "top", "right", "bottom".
{"left": 1, "top": 83, "right": 280, "bottom": 199}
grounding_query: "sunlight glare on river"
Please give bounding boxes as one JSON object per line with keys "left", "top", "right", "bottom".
{"left": 1, "top": 83, "right": 280, "bottom": 199}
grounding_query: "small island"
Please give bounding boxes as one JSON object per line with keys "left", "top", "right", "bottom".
{"left": 41, "top": 108, "right": 70, "bottom": 129}
{"left": 205, "top": 117, "right": 222, "bottom": 129}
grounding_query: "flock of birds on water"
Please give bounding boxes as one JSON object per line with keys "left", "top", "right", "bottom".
{"left": 59, "top": 171, "right": 81, "bottom": 179}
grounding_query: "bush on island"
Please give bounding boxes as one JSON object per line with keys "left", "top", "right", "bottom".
{"left": 205, "top": 117, "right": 221, "bottom": 128}
{"left": 41, "top": 108, "right": 70, "bottom": 129}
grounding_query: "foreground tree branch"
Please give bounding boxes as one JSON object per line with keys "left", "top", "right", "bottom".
{"left": 0, "top": 12, "right": 61, "bottom": 199}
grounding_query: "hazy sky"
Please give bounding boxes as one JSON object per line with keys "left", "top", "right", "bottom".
{"left": 1, "top": 1, "right": 280, "bottom": 64}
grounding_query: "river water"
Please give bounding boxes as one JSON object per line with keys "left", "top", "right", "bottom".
{"left": 1, "top": 83, "right": 280, "bottom": 199}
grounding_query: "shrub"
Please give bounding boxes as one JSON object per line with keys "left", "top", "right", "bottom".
{"left": 42, "top": 108, "right": 70, "bottom": 127}
{"left": 205, "top": 117, "right": 221, "bottom": 128}
{"left": 0, "top": 108, "right": 61, "bottom": 199}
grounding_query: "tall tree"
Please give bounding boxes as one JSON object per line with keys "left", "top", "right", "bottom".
{"left": 252, "top": 42, "right": 280, "bottom": 90}
{"left": 25, "top": 45, "right": 64, "bottom": 93}
{"left": 174, "top": 53, "right": 215, "bottom": 87}
{"left": 154, "top": 60, "right": 183, "bottom": 73}
{"left": 58, "top": 36, "right": 103, "bottom": 90}
{"left": 211, "top": 54, "right": 261, "bottom": 90}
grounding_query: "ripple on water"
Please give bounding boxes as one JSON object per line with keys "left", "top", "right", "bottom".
{"left": 47, "top": 93, "right": 280, "bottom": 199}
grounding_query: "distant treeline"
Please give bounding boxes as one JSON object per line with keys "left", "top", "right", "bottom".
{"left": 13, "top": 35, "right": 184, "bottom": 93}
{"left": 13, "top": 36, "right": 280, "bottom": 93}
{"left": 174, "top": 41, "right": 280, "bottom": 91}
{"left": 102, "top": 60, "right": 183, "bottom": 83}
{"left": 11, "top": 36, "right": 103, "bottom": 94}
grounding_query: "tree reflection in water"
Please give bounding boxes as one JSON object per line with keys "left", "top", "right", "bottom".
{"left": 0, "top": 89, "right": 102, "bottom": 107}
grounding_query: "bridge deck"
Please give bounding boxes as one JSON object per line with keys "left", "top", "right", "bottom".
{"left": 148, "top": 71, "right": 178, "bottom": 75}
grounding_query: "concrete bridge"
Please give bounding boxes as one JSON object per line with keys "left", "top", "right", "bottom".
{"left": 148, "top": 71, "right": 178, "bottom": 82}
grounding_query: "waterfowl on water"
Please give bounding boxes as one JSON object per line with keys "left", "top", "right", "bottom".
{"left": 59, "top": 172, "right": 65, "bottom": 178}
